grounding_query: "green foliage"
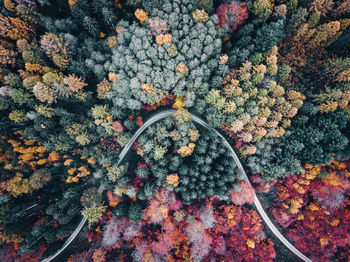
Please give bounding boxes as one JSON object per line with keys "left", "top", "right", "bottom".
{"left": 69, "top": 0, "right": 118, "bottom": 35}
{"left": 176, "top": 130, "right": 241, "bottom": 205}
{"left": 3, "top": 182, "right": 83, "bottom": 256}
{"left": 195, "top": 0, "right": 214, "bottom": 13}
{"left": 288, "top": 108, "right": 348, "bottom": 165}
{"left": 9, "top": 110, "right": 28, "bottom": 123}
{"left": 252, "top": 0, "right": 273, "bottom": 22}
{"left": 81, "top": 202, "right": 107, "bottom": 227}
{"left": 112, "top": 201, "right": 128, "bottom": 218}
{"left": 1, "top": 0, "right": 350, "bottom": 258}
{"left": 0, "top": 200, "right": 9, "bottom": 224}
{"left": 329, "top": 29, "right": 350, "bottom": 53}
{"left": 126, "top": 0, "right": 142, "bottom": 7}
{"left": 105, "top": 0, "right": 229, "bottom": 112}
{"left": 254, "top": 19, "right": 285, "bottom": 53}
{"left": 246, "top": 137, "right": 304, "bottom": 179}
{"left": 227, "top": 19, "right": 285, "bottom": 67}
{"left": 277, "top": 64, "right": 292, "bottom": 82}
{"left": 246, "top": 103, "right": 349, "bottom": 178}
{"left": 0, "top": 194, "right": 10, "bottom": 205}
{"left": 142, "top": 0, "right": 162, "bottom": 12}
{"left": 128, "top": 202, "right": 143, "bottom": 222}
{"left": 107, "top": 164, "right": 129, "bottom": 182}
{"left": 249, "top": 53, "right": 264, "bottom": 65}
{"left": 82, "top": 16, "right": 99, "bottom": 37}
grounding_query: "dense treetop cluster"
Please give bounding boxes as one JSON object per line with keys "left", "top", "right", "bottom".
{"left": 0, "top": 0, "right": 349, "bottom": 261}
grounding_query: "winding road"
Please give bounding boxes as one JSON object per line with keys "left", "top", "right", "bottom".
{"left": 43, "top": 110, "right": 312, "bottom": 262}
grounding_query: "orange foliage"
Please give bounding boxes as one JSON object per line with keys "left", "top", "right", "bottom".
{"left": 0, "top": 14, "right": 34, "bottom": 40}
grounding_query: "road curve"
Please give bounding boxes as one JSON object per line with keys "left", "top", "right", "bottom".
{"left": 43, "top": 110, "right": 311, "bottom": 262}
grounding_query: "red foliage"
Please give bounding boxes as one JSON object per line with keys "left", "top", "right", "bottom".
{"left": 235, "top": 138, "right": 243, "bottom": 148}
{"left": 141, "top": 104, "right": 154, "bottom": 111}
{"left": 136, "top": 116, "right": 143, "bottom": 127}
{"left": 270, "top": 161, "right": 350, "bottom": 261}
{"left": 214, "top": 205, "right": 275, "bottom": 261}
{"left": 143, "top": 187, "right": 183, "bottom": 224}
{"left": 86, "top": 190, "right": 276, "bottom": 261}
{"left": 133, "top": 140, "right": 139, "bottom": 151}
{"left": 230, "top": 181, "right": 255, "bottom": 205}
{"left": 102, "top": 217, "right": 129, "bottom": 247}
{"left": 311, "top": 182, "right": 348, "bottom": 211}
{"left": 215, "top": 1, "right": 249, "bottom": 31}
{"left": 213, "top": 235, "right": 226, "bottom": 255}
{"left": 250, "top": 174, "right": 277, "bottom": 193}
{"left": 0, "top": 243, "right": 47, "bottom": 262}
{"left": 137, "top": 162, "right": 147, "bottom": 169}
{"left": 143, "top": 198, "right": 169, "bottom": 224}
{"left": 67, "top": 249, "right": 94, "bottom": 262}
{"left": 286, "top": 204, "right": 350, "bottom": 262}
{"left": 151, "top": 232, "right": 175, "bottom": 255}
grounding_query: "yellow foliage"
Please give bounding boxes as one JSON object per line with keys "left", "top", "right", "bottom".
{"left": 329, "top": 219, "right": 340, "bottom": 226}
{"left": 337, "top": 68, "right": 350, "bottom": 82}
{"left": 48, "top": 151, "right": 59, "bottom": 161}
{"left": 172, "top": 96, "right": 186, "bottom": 109}
{"left": 107, "top": 36, "right": 117, "bottom": 48}
{"left": 308, "top": 202, "right": 320, "bottom": 211}
{"left": 64, "top": 159, "right": 73, "bottom": 166}
{"left": 7, "top": 173, "right": 33, "bottom": 197}
{"left": 246, "top": 239, "right": 255, "bottom": 249}
{"left": 323, "top": 172, "right": 342, "bottom": 186}
{"left": 328, "top": 161, "right": 347, "bottom": 170}
{"left": 192, "top": 9, "right": 209, "bottom": 23}
{"left": 319, "top": 238, "right": 329, "bottom": 248}
{"left": 68, "top": 168, "right": 76, "bottom": 175}
{"left": 144, "top": 250, "right": 155, "bottom": 262}
{"left": 219, "top": 54, "right": 228, "bottom": 65}
{"left": 173, "top": 108, "right": 191, "bottom": 124}
{"left": 319, "top": 101, "right": 338, "bottom": 113}
{"left": 0, "top": 231, "right": 23, "bottom": 245}
{"left": 63, "top": 74, "right": 87, "bottom": 92}
{"left": 108, "top": 72, "right": 117, "bottom": 82}
{"left": 115, "top": 26, "right": 123, "bottom": 34}
{"left": 77, "top": 166, "right": 90, "bottom": 177}
{"left": 25, "top": 62, "right": 43, "bottom": 73}
{"left": 188, "top": 128, "right": 200, "bottom": 142}
{"left": 178, "top": 143, "right": 196, "bottom": 157}
{"left": 88, "top": 157, "right": 96, "bottom": 164}
{"left": 175, "top": 62, "right": 189, "bottom": 75}
{"left": 308, "top": 21, "right": 340, "bottom": 47}
{"left": 290, "top": 197, "right": 303, "bottom": 214}
{"left": 166, "top": 173, "right": 179, "bottom": 187}
{"left": 156, "top": 33, "right": 172, "bottom": 45}
{"left": 0, "top": 45, "right": 17, "bottom": 65}
{"left": 36, "top": 146, "right": 46, "bottom": 153}
{"left": 66, "top": 166, "right": 91, "bottom": 183}
{"left": 141, "top": 83, "right": 154, "bottom": 94}
{"left": 135, "top": 9, "right": 148, "bottom": 24}
{"left": 4, "top": 0, "right": 15, "bottom": 11}
{"left": 253, "top": 0, "right": 273, "bottom": 22}
{"left": 292, "top": 182, "right": 306, "bottom": 194}
{"left": 297, "top": 214, "right": 304, "bottom": 220}
{"left": 68, "top": 0, "right": 78, "bottom": 7}
{"left": 274, "top": 126, "right": 285, "bottom": 138}
{"left": 36, "top": 159, "right": 47, "bottom": 165}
